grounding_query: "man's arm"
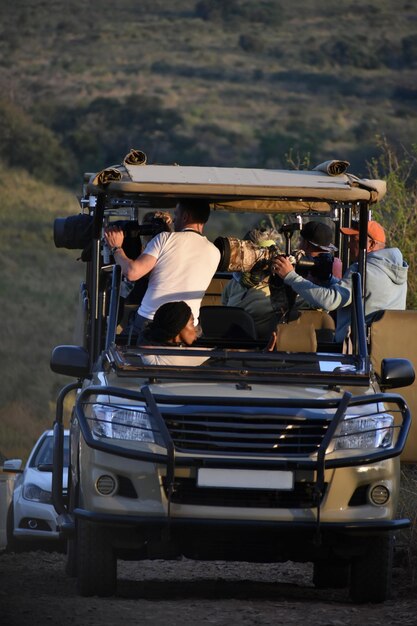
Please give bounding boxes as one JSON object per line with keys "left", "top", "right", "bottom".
{"left": 104, "top": 226, "right": 157, "bottom": 281}
{"left": 272, "top": 255, "right": 352, "bottom": 311}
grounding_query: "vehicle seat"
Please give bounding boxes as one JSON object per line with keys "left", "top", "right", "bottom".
{"left": 275, "top": 322, "right": 317, "bottom": 352}
{"left": 296, "top": 310, "right": 335, "bottom": 342}
{"left": 201, "top": 274, "right": 232, "bottom": 307}
{"left": 369, "top": 309, "right": 417, "bottom": 462}
{"left": 199, "top": 305, "right": 257, "bottom": 340}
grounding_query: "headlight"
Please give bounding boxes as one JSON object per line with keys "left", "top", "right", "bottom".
{"left": 23, "top": 483, "right": 53, "bottom": 504}
{"left": 333, "top": 413, "right": 394, "bottom": 450}
{"left": 91, "top": 404, "right": 156, "bottom": 443}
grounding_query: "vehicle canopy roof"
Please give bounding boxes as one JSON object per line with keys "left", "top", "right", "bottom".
{"left": 85, "top": 153, "right": 386, "bottom": 213}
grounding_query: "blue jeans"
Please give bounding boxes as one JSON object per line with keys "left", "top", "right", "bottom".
{"left": 131, "top": 313, "right": 152, "bottom": 345}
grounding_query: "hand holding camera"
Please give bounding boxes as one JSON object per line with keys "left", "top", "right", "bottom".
{"left": 272, "top": 254, "right": 295, "bottom": 279}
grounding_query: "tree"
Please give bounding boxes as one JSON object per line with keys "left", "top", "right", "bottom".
{"left": 367, "top": 138, "right": 417, "bottom": 309}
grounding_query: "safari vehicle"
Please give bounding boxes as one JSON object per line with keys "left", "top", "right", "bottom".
{"left": 51, "top": 153, "right": 416, "bottom": 602}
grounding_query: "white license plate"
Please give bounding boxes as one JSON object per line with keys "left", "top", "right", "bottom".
{"left": 197, "top": 468, "right": 294, "bottom": 490}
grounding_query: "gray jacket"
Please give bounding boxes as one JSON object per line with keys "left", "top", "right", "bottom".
{"left": 284, "top": 248, "right": 408, "bottom": 342}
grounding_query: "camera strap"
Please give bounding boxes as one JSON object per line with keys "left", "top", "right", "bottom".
{"left": 182, "top": 228, "right": 205, "bottom": 237}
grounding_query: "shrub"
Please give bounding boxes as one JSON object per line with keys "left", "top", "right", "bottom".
{"left": 0, "top": 99, "right": 77, "bottom": 186}
{"left": 195, "top": 0, "right": 282, "bottom": 26}
{"left": 402, "top": 34, "right": 417, "bottom": 67}
{"left": 367, "top": 138, "right": 417, "bottom": 310}
{"left": 239, "top": 33, "right": 264, "bottom": 53}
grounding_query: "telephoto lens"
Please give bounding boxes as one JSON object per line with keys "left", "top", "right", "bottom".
{"left": 214, "top": 236, "right": 277, "bottom": 272}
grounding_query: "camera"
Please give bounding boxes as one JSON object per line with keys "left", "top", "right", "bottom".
{"left": 214, "top": 236, "right": 279, "bottom": 272}
{"left": 53, "top": 215, "right": 165, "bottom": 250}
{"left": 53, "top": 214, "right": 167, "bottom": 262}
{"left": 214, "top": 222, "right": 334, "bottom": 283}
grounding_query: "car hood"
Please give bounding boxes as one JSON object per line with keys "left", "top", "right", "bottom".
{"left": 24, "top": 466, "right": 68, "bottom": 490}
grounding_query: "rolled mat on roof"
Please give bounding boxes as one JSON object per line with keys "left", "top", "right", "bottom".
{"left": 313, "top": 160, "right": 350, "bottom": 176}
{"left": 123, "top": 148, "right": 147, "bottom": 166}
{"left": 92, "top": 167, "right": 123, "bottom": 186}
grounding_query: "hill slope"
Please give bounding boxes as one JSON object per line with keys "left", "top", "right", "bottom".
{"left": 0, "top": 0, "right": 416, "bottom": 182}
{"left": 0, "top": 163, "right": 83, "bottom": 459}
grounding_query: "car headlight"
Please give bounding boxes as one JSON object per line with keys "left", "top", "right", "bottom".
{"left": 333, "top": 413, "right": 394, "bottom": 450}
{"left": 91, "top": 404, "right": 156, "bottom": 443}
{"left": 23, "top": 483, "right": 53, "bottom": 504}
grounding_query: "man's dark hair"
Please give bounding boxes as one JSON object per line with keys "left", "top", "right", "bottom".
{"left": 176, "top": 198, "right": 211, "bottom": 224}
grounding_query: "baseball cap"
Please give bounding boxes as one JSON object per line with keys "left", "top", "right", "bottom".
{"left": 340, "top": 220, "right": 386, "bottom": 244}
{"left": 300, "top": 221, "right": 337, "bottom": 252}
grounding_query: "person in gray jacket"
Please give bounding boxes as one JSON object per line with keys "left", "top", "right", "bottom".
{"left": 272, "top": 220, "right": 408, "bottom": 343}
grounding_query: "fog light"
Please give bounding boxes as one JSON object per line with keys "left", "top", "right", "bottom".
{"left": 369, "top": 484, "right": 390, "bottom": 506}
{"left": 96, "top": 474, "right": 116, "bottom": 496}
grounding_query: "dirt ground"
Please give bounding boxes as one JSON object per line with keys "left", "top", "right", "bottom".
{"left": 1, "top": 548, "right": 417, "bottom": 626}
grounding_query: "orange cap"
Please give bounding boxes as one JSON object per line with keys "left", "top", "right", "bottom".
{"left": 340, "top": 220, "right": 386, "bottom": 244}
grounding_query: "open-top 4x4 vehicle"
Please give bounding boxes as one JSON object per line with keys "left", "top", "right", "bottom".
{"left": 51, "top": 153, "right": 416, "bottom": 602}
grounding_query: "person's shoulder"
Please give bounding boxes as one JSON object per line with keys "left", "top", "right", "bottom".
{"left": 143, "top": 230, "right": 172, "bottom": 255}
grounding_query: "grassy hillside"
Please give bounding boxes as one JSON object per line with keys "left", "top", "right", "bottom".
{"left": 0, "top": 0, "right": 416, "bottom": 182}
{"left": 0, "top": 163, "right": 83, "bottom": 460}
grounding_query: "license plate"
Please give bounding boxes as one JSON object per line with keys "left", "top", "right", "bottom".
{"left": 197, "top": 468, "right": 294, "bottom": 490}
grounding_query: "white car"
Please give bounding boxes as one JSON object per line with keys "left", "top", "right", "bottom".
{"left": 6, "top": 430, "right": 69, "bottom": 550}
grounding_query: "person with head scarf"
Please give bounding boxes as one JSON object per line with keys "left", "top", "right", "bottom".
{"left": 139, "top": 301, "right": 211, "bottom": 366}
{"left": 143, "top": 301, "right": 197, "bottom": 346}
{"left": 221, "top": 227, "right": 283, "bottom": 339}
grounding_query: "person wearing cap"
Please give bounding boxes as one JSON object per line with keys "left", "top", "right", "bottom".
{"left": 105, "top": 198, "right": 220, "bottom": 343}
{"left": 272, "top": 219, "right": 408, "bottom": 343}
{"left": 299, "top": 221, "right": 343, "bottom": 282}
{"left": 221, "top": 227, "right": 283, "bottom": 339}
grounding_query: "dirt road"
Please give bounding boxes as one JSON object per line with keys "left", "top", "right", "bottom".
{"left": 1, "top": 549, "right": 417, "bottom": 626}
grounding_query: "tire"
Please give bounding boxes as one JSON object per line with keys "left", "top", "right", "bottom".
{"left": 65, "top": 473, "right": 77, "bottom": 578}
{"left": 76, "top": 519, "right": 117, "bottom": 597}
{"left": 349, "top": 533, "right": 394, "bottom": 603}
{"left": 65, "top": 532, "right": 77, "bottom": 577}
{"left": 313, "top": 558, "right": 350, "bottom": 589}
{"left": 6, "top": 504, "right": 18, "bottom": 553}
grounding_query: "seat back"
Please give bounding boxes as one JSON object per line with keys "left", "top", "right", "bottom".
{"left": 297, "top": 310, "right": 335, "bottom": 342}
{"left": 199, "top": 305, "right": 257, "bottom": 340}
{"left": 201, "top": 275, "right": 231, "bottom": 307}
{"left": 297, "top": 309, "right": 335, "bottom": 330}
{"left": 370, "top": 310, "right": 417, "bottom": 462}
{"left": 275, "top": 321, "right": 317, "bottom": 352}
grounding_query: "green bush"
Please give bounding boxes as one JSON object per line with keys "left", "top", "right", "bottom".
{"left": 239, "top": 33, "right": 265, "bottom": 54}
{"left": 195, "top": 0, "right": 282, "bottom": 26}
{"left": 367, "top": 138, "right": 417, "bottom": 310}
{"left": 402, "top": 34, "right": 417, "bottom": 67}
{"left": 0, "top": 99, "right": 77, "bottom": 186}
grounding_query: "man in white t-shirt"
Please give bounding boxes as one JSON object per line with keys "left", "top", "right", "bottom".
{"left": 104, "top": 199, "right": 220, "bottom": 339}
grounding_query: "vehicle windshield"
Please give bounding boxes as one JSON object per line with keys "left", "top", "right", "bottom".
{"left": 30, "top": 435, "right": 69, "bottom": 468}
{"left": 110, "top": 345, "right": 367, "bottom": 386}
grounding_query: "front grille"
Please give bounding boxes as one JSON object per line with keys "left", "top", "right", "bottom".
{"left": 162, "top": 411, "right": 330, "bottom": 455}
{"left": 163, "top": 477, "right": 326, "bottom": 508}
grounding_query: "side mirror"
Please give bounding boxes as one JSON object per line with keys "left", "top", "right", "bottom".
{"left": 379, "top": 358, "right": 416, "bottom": 390}
{"left": 50, "top": 345, "right": 90, "bottom": 378}
{"left": 3, "top": 459, "right": 23, "bottom": 473}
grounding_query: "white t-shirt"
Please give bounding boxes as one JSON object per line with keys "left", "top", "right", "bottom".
{"left": 138, "top": 230, "right": 221, "bottom": 322}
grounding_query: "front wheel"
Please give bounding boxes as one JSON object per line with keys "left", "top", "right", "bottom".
{"left": 6, "top": 504, "right": 18, "bottom": 553}
{"left": 76, "top": 519, "right": 117, "bottom": 597}
{"left": 349, "top": 533, "right": 394, "bottom": 603}
{"left": 313, "top": 558, "right": 350, "bottom": 589}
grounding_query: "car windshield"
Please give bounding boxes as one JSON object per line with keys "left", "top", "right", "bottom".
{"left": 110, "top": 345, "right": 367, "bottom": 386}
{"left": 30, "top": 435, "right": 69, "bottom": 468}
